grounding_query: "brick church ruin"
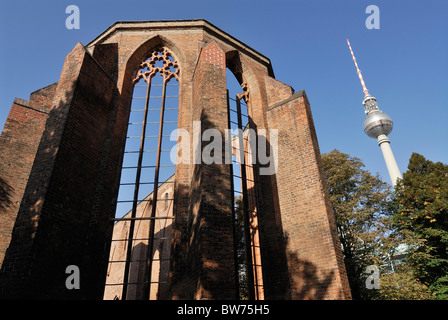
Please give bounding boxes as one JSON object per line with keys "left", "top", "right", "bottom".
{"left": 0, "top": 20, "right": 351, "bottom": 300}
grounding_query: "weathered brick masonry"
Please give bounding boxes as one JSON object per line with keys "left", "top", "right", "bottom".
{"left": 0, "top": 20, "right": 351, "bottom": 300}
{"left": 0, "top": 86, "right": 55, "bottom": 265}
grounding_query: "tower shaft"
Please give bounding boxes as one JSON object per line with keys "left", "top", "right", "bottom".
{"left": 377, "top": 134, "right": 402, "bottom": 186}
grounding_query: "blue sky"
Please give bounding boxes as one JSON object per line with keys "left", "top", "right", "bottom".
{"left": 0, "top": 0, "right": 447, "bottom": 186}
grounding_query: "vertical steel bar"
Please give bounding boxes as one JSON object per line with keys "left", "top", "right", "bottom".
{"left": 236, "top": 97, "right": 255, "bottom": 300}
{"left": 122, "top": 77, "right": 152, "bottom": 300}
{"left": 244, "top": 121, "right": 261, "bottom": 300}
{"left": 143, "top": 77, "right": 167, "bottom": 300}
{"left": 227, "top": 90, "right": 240, "bottom": 299}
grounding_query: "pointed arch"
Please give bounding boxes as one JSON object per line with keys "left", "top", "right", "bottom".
{"left": 125, "top": 35, "right": 185, "bottom": 87}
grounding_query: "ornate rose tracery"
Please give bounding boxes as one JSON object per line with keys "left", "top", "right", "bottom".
{"left": 133, "top": 47, "right": 180, "bottom": 84}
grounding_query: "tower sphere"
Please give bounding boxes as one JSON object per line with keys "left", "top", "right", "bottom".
{"left": 347, "top": 38, "right": 401, "bottom": 187}
{"left": 363, "top": 110, "right": 393, "bottom": 139}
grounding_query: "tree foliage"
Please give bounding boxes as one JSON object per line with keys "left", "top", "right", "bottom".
{"left": 376, "top": 264, "right": 433, "bottom": 300}
{"left": 322, "top": 150, "right": 446, "bottom": 300}
{"left": 391, "top": 153, "right": 448, "bottom": 299}
{"left": 321, "top": 150, "right": 394, "bottom": 299}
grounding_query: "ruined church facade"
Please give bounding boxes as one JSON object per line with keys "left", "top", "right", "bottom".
{"left": 0, "top": 20, "right": 351, "bottom": 300}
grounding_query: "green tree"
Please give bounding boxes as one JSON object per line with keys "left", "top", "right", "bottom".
{"left": 391, "top": 153, "right": 448, "bottom": 299}
{"left": 376, "top": 264, "right": 433, "bottom": 300}
{"left": 322, "top": 150, "right": 394, "bottom": 299}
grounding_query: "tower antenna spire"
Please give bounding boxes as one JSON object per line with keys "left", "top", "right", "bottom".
{"left": 346, "top": 39, "right": 369, "bottom": 97}
{"left": 346, "top": 39, "right": 402, "bottom": 187}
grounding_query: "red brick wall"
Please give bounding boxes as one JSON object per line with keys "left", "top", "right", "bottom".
{"left": 179, "top": 41, "right": 236, "bottom": 299}
{"left": 0, "top": 42, "right": 117, "bottom": 299}
{"left": 266, "top": 91, "right": 351, "bottom": 299}
{"left": 0, "top": 97, "right": 52, "bottom": 266}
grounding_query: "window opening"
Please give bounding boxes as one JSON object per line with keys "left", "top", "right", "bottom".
{"left": 106, "top": 47, "right": 180, "bottom": 300}
{"left": 164, "top": 193, "right": 169, "bottom": 211}
{"left": 226, "top": 68, "right": 264, "bottom": 300}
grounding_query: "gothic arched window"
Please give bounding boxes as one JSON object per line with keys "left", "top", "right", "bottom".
{"left": 112, "top": 47, "right": 180, "bottom": 300}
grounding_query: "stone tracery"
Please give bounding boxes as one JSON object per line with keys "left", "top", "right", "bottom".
{"left": 134, "top": 47, "right": 180, "bottom": 84}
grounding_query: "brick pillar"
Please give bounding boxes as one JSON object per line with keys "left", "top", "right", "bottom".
{"left": 265, "top": 90, "right": 351, "bottom": 300}
{"left": 0, "top": 86, "right": 55, "bottom": 266}
{"left": 171, "top": 41, "right": 236, "bottom": 299}
{"left": 0, "top": 42, "right": 118, "bottom": 299}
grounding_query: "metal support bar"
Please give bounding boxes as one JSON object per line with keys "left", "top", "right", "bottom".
{"left": 126, "top": 135, "right": 176, "bottom": 139}
{"left": 109, "top": 258, "right": 171, "bottom": 263}
{"left": 143, "top": 78, "right": 168, "bottom": 300}
{"left": 105, "top": 281, "right": 168, "bottom": 286}
{"left": 116, "top": 199, "right": 174, "bottom": 203}
{"left": 119, "top": 182, "right": 174, "bottom": 186}
{"left": 135, "top": 83, "right": 179, "bottom": 88}
{"left": 111, "top": 236, "right": 171, "bottom": 242}
{"left": 132, "top": 95, "right": 179, "bottom": 99}
{"left": 124, "top": 150, "right": 174, "bottom": 153}
{"left": 128, "top": 121, "right": 177, "bottom": 125}
{"left": 236, "top": 96, "right": 256, "bottom": 301}
{"left": 227, "top": 90, "right": 240, "bottom": 300}
{"left": 111, "top": 216, "right": 175, "bottom": 222}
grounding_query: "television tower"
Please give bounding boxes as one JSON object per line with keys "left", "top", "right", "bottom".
{"left": 346, "top": 39, "right": 402, "bottom": 187}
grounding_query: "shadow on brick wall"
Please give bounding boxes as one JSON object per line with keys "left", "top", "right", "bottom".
{"left": 0, "top": 177, "right": 13, "bottom": 211}
{"left": 0, "top": 86, "right": 76, "bottom": 299}
{"left": 252, "top": 122, "right": 338, "bottom": 300}
{"left": 283, "top": 233, "right": 337, "bottom": 300}
{"left": 1, "top": 52, "right": 118, "bottom": 298}
{"left": 176, "top": 110, "right": 237, "bottom": 299}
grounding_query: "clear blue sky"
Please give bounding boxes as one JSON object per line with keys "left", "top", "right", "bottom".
{"left": 1, "top": 0, "right": 447, "bottom": 186}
